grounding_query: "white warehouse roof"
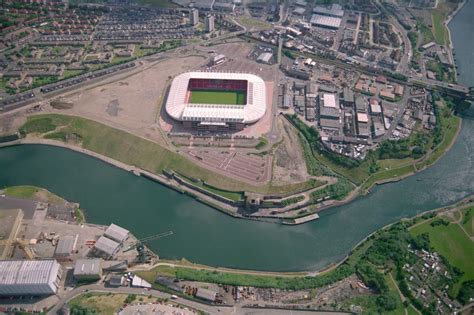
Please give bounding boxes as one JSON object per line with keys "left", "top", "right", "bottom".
{"left": 323, "top": 94, "right": 337, "bottom": 108}
{"left": 104, "top": 223, "right": 129, "bottom": 243}
{"left": 166, "top": 72, "right": 266, "bottom": 124}
{"left": 310, "top": 14, "right": 342, "bottom": 29}
{"left": 0, "top": 259, "right": 61, "bottom": 295}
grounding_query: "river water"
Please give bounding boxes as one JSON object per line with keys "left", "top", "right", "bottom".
{"left": 0, "top": 2, "right": 473, "bottom": 272}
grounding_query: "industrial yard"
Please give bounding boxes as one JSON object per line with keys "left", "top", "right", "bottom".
{"left": 0, "top": 186, "right": 171, "bottom": 313}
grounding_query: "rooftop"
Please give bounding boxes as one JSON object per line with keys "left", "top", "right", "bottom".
{"left": 310, "top": 14, "right": 342, "bottom": 29}
{"left": 73, "top": 259, "right": 102, "bottom": 276}
{"left": 322, "top": 93, "right": 338, "bottom": 108}
{"left": 313, "top": 4, "right": 344, "bottom": 17}
{"left": 0, "top": 259, "right": 61, "bottom": 295}
{"left": 54, "top": 235, "right": 75, "bottom": 257}
{"left": 104, "top": 223, "right": 129, "bottom": 243}
{"left": 166, "top": 72, "right": 266, "bottom": 124}
{"left": 95, "top": 236, "right": 120, "bottom": 256}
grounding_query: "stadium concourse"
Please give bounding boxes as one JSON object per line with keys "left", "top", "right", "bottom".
{"left": 165, "top": 71, "right": 267, "bottom": 132}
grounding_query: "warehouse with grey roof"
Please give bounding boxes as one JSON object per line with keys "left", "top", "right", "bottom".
{"left": 104, "top": 223, "right": 129, "bottom": 243}
{"left": 0, "top": 259, "right": 62, "bottom": 296}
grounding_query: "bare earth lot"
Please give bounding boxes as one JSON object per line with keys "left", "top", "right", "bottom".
{"left": 55, "top": 55, "right": 206, "bottom": 146}
{"left": 273, "top": 116, "right": 311, "bottom": 185}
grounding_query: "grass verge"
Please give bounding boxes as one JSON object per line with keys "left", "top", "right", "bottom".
{"left": 19, "top": 114, "right": 317, "bottom": 196}
{"left": 3, "top": 185, "right": 65, "bottom": 204}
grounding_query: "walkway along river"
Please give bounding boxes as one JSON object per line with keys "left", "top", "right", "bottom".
{"left": 0, "top": 1, "right": 473, "bottom": 272}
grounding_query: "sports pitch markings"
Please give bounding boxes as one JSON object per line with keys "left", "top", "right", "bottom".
{"left": 189, "top": 90, "right": 246, "bottom": 105}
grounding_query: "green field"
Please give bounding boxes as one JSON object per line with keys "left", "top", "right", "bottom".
{"left": 2, "top": 185, "right": 65, "bottom": 204}
{"left": 462, "top": 207, "right": 473, "bottom": 237}
{"left": 410, "top": 218, "right": 474, "bottom": 296}
{"left": 19, "top": 114, "right": 318, "bottom": 196}
{"left": 190, "top": 90, "right": 246, "bottom": 105}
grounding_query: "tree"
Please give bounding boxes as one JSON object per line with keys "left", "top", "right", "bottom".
{"left": 376, "top": 294, "right": 398, "bottom": 311}
{"left": 457, "top": 280, "right": 474, "bottom": 305}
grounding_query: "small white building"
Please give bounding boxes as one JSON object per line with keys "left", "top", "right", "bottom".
{"left": 131, "top": 275, "right": 152, "bottom": 289}
{"left": 257, "top": 52, "right": 273, "bottom": 64}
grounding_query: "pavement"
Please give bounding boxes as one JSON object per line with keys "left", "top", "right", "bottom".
{"left": 0, "top": 195, "right": 39, "bottom": 219}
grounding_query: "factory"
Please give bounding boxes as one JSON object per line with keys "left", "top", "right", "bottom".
{"left": 0, "top": 259, "right": 62, "bottom": 296}
{"left": 92, "top": 223, "right": 130, "bottom": 258}
{"left": 73, "top": 258, "right": 103, "bottom": 281}
{"left": 310, "top": 4, "right": 344, "bottom": 29}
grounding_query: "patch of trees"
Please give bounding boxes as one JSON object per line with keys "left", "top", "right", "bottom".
{"left": 70, "top": 304, "right": 97, "bottom": 315}
{"left": 355, "top": 261, "right": 388, "bottom": 293}
{"left": 364, "top": 225, "right": 411, "bottom": 266}
{"left": 376, "top": 294, "right": 398, "bottom": 311}
{"left": 457, "top": 280, "right": 474, "bottom": 305}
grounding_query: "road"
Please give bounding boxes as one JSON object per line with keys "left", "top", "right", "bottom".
{"left": 48, "top": 283, "right": 234, "bottom": 315}
{"left": 374, "top": 0, "right": 412, "bottom": 74}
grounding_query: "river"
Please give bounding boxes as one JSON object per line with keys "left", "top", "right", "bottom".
{"left": 0, "top": 2, "right": 473, "bottom": 272}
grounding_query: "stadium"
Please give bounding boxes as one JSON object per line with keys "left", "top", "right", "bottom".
{"left": 165, "top": 71, "right": 267, "bottom": 131}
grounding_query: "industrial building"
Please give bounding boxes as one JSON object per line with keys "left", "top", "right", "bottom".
{"left": 310, "top": 14, "right": 342, "bottom": 29}
{"left": 165, "top": 71, "right": 267, "bottom": 131}
{"left": 313, "top": 4, "right": 344, "bottom": 17}
{"left": 104, "top": 223, "right": 129, "bottom": 243}
{"left": 0, "top": 259, "right": 62, "bottom": 296}
{"left": 209, "top": 54, "right": 226, "bottom": 66}
{"left": 310, "top": 4, "right": 343, "bottom": 29}
{"left": 54, "top": 235, "right": 76, "bottom": 259}
{"left": 131, "top": 275, "right": 152, "bottom": 288}
{"left": 94, "top": 235, "right": 121, "bottom": 258}
{"left": 257, "top": 52, "right": 273, "bottom": 64}
{"left": 73, "top": 259, "right": 103, "bottom": 281}
{"left": 108, "top": 275, "right": 124, "bottom": 287}
{"left": 343, "top": 88, "right": 355, "bottom": 107}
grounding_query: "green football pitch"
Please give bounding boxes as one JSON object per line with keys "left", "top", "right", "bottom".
{"left": 189, "top": 90, "right": 246, "bottom": 105}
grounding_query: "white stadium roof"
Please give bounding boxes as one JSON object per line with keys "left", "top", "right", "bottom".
{"left": 166, "top": 72, "right": 266, "bottom": 124}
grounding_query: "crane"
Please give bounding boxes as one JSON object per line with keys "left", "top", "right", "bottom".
{"left": 123, "top": 231, "right": 173, "bottom": 263}
{"left": 0, "top": 239, "right": 36, "bottom": 259}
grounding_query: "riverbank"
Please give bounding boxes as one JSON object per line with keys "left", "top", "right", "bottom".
{"left": 133, "top": 194, "right": 474, "bottom": 279}
{"left": 360, "top": 114, "right": 462, "bottom": 192}
{"left": 132, "top": 194, "right": 473, "bottom": 315}
{"left": 4, "top": 104, "right": 462, "bottom": 226}
{"left": 445, "top": 0, "right": 466, "bottom": 81}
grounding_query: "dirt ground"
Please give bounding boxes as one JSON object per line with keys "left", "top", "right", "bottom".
{"left": 51, "top": 55, "right": 206, "bottom": 146}
{"left": 0, "top": 108, "right": 28, "bottom": 135}
{"left": 272, "top": 116, "right": 310, "bottom": 185}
